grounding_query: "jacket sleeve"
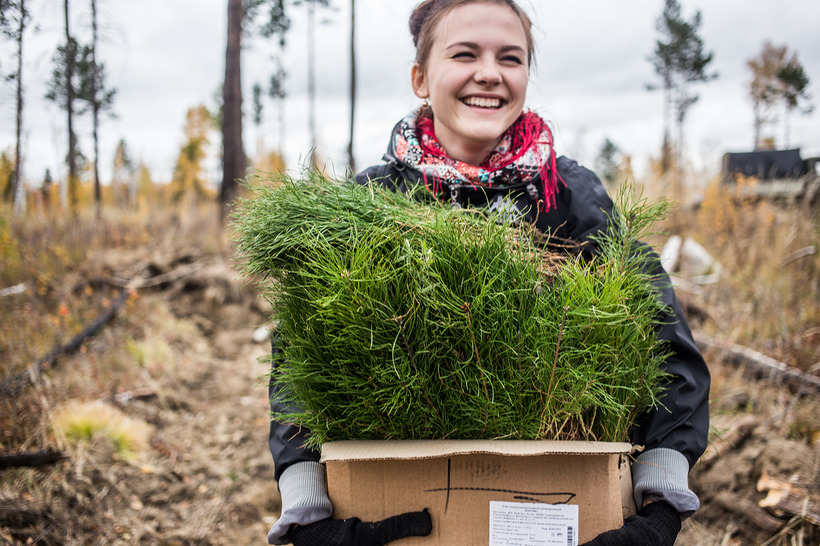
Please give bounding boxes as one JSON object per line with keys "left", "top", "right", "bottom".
{"left": 268, "top": 329, "right": 320, "bottom": 481}
{"left": 354, "top": 162, "right": 417, "bottom": 191}
{"left": 544, "top": 157, "right": 710, "bottom": 469}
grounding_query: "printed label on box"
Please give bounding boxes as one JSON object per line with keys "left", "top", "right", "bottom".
{"left": 489, "top": 501, "right": 578, "bottom": 546}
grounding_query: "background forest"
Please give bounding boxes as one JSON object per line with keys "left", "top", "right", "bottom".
{"left": 1, "top": 0, "right": 819, "bottom": 545}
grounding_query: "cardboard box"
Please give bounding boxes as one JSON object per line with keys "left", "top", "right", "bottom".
{"left": 322, "top": 440, "right": 636, "bottom": 545}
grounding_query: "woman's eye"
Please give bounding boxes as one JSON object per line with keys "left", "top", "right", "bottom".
{"left": 452, "top": 51, "right": 476, "bottom": 59}
{"left": 501, "top": 55, "right": 524, "bottom": 65}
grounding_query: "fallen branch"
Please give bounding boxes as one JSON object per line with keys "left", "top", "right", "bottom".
{"left": 0, "top": 449, "right": 68, "bottom": 470}
{"left": 714, "top": 491, "right": 784, "bottom": 533}
{"left": 112, "top": 387, "right": 158, "bottom": 404}
{"left": 107, "top": 259, "right": 207, "bottom": 289}
{"left": 0, "top": 283, "right": 27, "bottom": 297}
{"left": 698, "top": 415, "right": 760, "bottom": 468}
{"left": 757, "top": 471, "right": 820, "bottom": 526}
{"left": 783, "top": 246, "right": 816, "bottom": 265}
{"left": 0, "top": 289, "right": 133, "bottom": 398}
{"left": 0, "top": 507, "right": 48, "bottom": 528}
{"left": 693, "top": 332, "right": 820, "bottom": 395}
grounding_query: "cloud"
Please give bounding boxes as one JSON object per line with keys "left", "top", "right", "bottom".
{"left": 2, "top": 0, "right": 819, "bottom": 187}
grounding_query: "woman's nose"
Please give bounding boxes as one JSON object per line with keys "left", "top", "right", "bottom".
{"left": 474, "top": 57, "right": 502, "bottom": 85}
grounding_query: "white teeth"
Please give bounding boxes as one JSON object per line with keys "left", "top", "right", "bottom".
{"left": 463, "top": 96, "right": 502, "bottom": 108}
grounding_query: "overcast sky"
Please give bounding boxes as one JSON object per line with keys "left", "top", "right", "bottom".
{"left": 2, "top": 0, "right": 819, "bottom": 189}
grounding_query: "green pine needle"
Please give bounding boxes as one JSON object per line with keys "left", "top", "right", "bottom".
{"left": 233, "top": 172, "right": 672, "bottom": 449}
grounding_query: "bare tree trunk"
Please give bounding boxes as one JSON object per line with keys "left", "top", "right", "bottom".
{"left": 91, "top": 0, "right": 101, "bottom": 218}
{"left": 11, "top": 0, "right": 26, "bottom": 217}
{"left": 677, "top": 103, "right": 685, "bottom": 197}
{"left": 661, "top": 77, "right": 672, "bottom": 174}
{"left": 784, "top": 103, "right": 791, "bottom": 149}
{"left": 221, "top": 0, "right": 244, "bottom": 219}
{"left": 64, "top": 0, "right": 78, "bottom": 215}
{"left": 307, "top": 1, "right": 317, "bottom": 169}
{"left": 347, "top": 0, "right": 356, "bottom": 173}
{"left": 752, "top": 99, "right": 762, "bottom": 149}
{"left": 277, "top": 56, "right": 286, "bottom": 157}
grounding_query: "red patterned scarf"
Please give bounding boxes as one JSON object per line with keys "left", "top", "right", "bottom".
{"left": 391, "top": 108, "right": 559, "bottom": 211}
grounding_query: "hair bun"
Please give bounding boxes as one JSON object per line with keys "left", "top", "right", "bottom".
{"left": 409, "top": 0, "right": 438, "bottom": 47}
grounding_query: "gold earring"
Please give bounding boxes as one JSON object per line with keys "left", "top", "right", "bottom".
{"left": 417, "top": 90, "right": 429, "bottom": 108}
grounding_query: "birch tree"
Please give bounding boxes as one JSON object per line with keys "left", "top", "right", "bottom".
{"left": 747, "top": 42, "right": 813, "bottom": 149}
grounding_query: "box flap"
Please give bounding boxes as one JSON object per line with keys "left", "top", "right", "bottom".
{"left": 321, "top": 439, "right": 633, "bottom": 462}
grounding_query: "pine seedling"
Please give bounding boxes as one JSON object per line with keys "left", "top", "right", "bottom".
{"left": 234, "top": 172, "right": 672, "bottom": 449}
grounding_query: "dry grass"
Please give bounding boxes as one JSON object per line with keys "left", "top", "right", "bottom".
{"left": 51, "top": 400, "right": 153, "bottom": 463}
{"left": 645, "top": 177, "right": 820, "bottom": 546}
{"left": 658, "top": 180, "right": 820, "bottom": 371}
{"left": 1, "top": 174, "right": 819, "bottom": 544}
{"left": 0, "top": 200, "right": 251, "bottom": 544}
{"left": 0, "top": 202, "right": 225, "bottom": 452}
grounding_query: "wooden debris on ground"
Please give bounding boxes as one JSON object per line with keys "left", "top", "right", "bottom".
{"left": 757, "top": 471, "right": 820, "bottom": 527}
{"left": 0, "top": 449, "right": 68, "bottom": 470}
{"left": 714, "top": 491, "right": 784, "bottom": 533}
{"left": 698, "top": 415, "right": 760, "bottom": 468}
{"left": 694, "top": 332, "right": 820, "bottom": 395}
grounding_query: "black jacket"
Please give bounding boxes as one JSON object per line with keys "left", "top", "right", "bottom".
{"left": 269, "top": 144, "right": 711, "bottom": 481}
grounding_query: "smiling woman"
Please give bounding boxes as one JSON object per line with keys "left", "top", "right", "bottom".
{"left": 410, "top": 2, "right": 530, "bottom": 164}
{"left": 262, "top": 1, "right": 711, "bottom": 545}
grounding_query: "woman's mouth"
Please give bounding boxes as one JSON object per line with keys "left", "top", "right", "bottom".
{"left": 462, "top": 96, "right": 504, "bottom": 109}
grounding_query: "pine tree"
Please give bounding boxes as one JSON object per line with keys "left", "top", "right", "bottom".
{"left": 221, "top": 0, "right": 244, "bottom": 219}
{"left": 253, "top": 0, "right": 289, "bottom": 160}
{"left": 747, "top": 42, "right": 787, "bottom": 149}
{"left": 0, "top": 0, "right": 30, "bottom": 216}
{"left": 594, "top": 139, "right": 621, "bottom": 188}
{"left": 112, "top": 139, "right": 133, "bottom": 208}
{"left": 220, "top": 0, "right": 291, "bottom": 219}
{"left": 777, "top": 55, "right": 812, "bottom": 148}
{"left": 252, "top": 81, "right": 264, "bottom": 157}
{"left": 647, "top": 0, "right": 716, "bottom": 174}
{"left": 47, "top": 36, "right": 106, "bottom": 213}
{"left": 43, "top": 1, "right": 81, "bottom": 213}
{"left": 80, "top": 0, "right": 117, "bottom": 217}
{"left": 41, "top": 169, "right": 53, "bottom": 210}
{"left": 292, "top": 0, "right": 333, "bottom": 170}
{"left": 268, "top": 63, "right": 287, "bottom": 156}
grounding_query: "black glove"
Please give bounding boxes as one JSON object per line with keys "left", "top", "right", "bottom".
{"left": 581, "top": 501, "right": 681, "bottom": 546}
{"left": 287, "top": 509, "right": 432, "bottom": 546}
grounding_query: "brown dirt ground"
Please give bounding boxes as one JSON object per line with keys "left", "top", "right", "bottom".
{"left": 1, "top": 242, "right": 818, "bottom": 545}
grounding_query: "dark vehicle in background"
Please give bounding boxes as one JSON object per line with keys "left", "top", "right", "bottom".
{"left": 722, "top": 148, "right": 819, "bottom": 204}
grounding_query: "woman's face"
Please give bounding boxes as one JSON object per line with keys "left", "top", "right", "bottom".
{"left": 412, "top": 2, "right": 529, "bottom": 166}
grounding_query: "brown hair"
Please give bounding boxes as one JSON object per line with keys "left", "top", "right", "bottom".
{"left": 409, "top": 0, "right": 535, "bottom": 70}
